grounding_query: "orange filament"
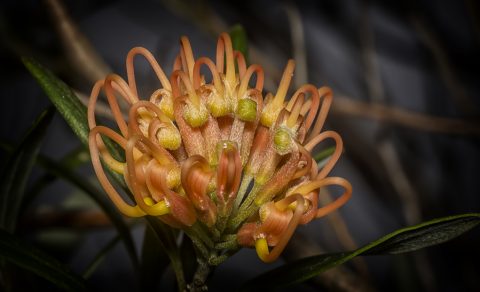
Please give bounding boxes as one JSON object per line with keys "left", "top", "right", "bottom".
{"left": 216, "top": 143, "right": 242, "bottom": 214}
{"left": 216, "top": 33, "right": 236, "bottom": 84}
{"left": 181, "top": 155, "right": 217, "bottom": 226}
{"left": 89, "top": 126, "right": 145, "bottom": 217}
{"left": 304, "top": 130, "right": 343, "bottom": 179}
{"left": 234, "top": 51, "right": 247, "bottom": 78}
{"left": 170, "top": 70, "right": 200, "bottom": 107}
{"left": 293, "top": 177, "right": 352, "bottom": 218}
{"left": 126, "top": 47, "right": 171, "bottom": 98}
{"left": 179, "top": 36, "right": 196, "bottom": 81}
{"left": 286, "top": 84, "right": 320, "bottom": 131}
{"left": 238, "top": 64, "right": 264, "bottom": 99}
{"left": 103, "top": 74, "right": 138, "bottom": 137}
{"left": 192, "top": 57, "right": 223, "bottom": 93}
{"left": 306, "top": 86, "right": 333, "bottom": 142}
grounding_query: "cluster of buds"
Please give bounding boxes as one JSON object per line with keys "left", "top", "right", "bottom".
{"left": 88, "top": 33, "right": 352, "bottom": 263}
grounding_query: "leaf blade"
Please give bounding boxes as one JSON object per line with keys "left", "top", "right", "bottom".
{"left": 241, "top": 213, "right": 480, "bottom": 290}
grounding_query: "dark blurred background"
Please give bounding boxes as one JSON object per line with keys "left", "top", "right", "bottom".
{"left": 0, "top": 0, "right": 479, "bottom": 291}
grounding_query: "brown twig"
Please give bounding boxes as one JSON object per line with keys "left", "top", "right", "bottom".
{"left": 44, "top": 0, "right": 111, "bottom": 85}
{"left": 331, "top": 96, "right": 480, "bottom": 135}
{"left": 410, "top": 13, "right": 478, "bottom": 116}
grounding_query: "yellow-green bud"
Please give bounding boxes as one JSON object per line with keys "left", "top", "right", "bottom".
{"left": 208, "top": 95, "right": 230, "bottom": 117}
{"left": 273, "top": 127, "right": 293, "bottom": 155}
{"left": 183, "top": 101, "right": 209, "bottom": 127}
{"left": 156, "top": 125, "right": 181, "bottom": 150}
{"left": 237, "top": 98, "right": 257, "bottom": 122}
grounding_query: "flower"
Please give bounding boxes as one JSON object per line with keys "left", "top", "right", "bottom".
{"left": 87, "top": 33, "right": 352, "bottom": 263}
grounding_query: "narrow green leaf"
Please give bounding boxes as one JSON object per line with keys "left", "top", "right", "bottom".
{"left": 230, "top": 24, "right": 249, "bottom": 61}
{"left": 22, "top": 57, "right": 89, "bottom": 145}
{"left": 0, "top": 229, "right": 87, "bottom": 291}
{"left": 241, "top": 213, "right": 480, "bottom": 290}
{"left": 0, "top": 107, "right": 54, "bottom": 232}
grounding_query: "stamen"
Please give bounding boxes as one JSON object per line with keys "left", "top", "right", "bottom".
{"left": 126, "top": 47, "right": 171, "bottom": 98}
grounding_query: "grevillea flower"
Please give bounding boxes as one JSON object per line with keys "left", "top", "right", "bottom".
{"left": 87, "top": 33, "right": 352, "bottom": 263}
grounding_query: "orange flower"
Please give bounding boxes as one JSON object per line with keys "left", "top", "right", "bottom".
{"left": 87, "top": 33, "right": 352, "bottom": 263}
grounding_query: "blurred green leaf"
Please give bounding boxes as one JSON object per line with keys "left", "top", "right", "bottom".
{"left": 0, "top": 107, "right": 54, "bottom": 232}
{"left": 36, "top": 155, "right": 139, "bottom": 270}
{"left": 82, "top": 235, "right": 121, "bottom": 279}
{"left": 0, "top": 229, "right": 87, "bottom": 291}
{"left": 230, "top": 24, "right": 248, "bottom": 61}
{"left": 140, "top": 224, "right": 170, "bottom": 291}
{"left": 22, "top": 57, "right": 89, "bottom": 145}
{"left": 241, "top": 213, "right": 480, "bottom": 290}
{"left": 313, "top": 146, "right": 335, "bottom": 163}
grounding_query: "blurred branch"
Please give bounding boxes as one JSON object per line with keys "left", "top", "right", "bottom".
{"left": 284, "top": 3, "right": 307, "bottom": 88}
{"left": 44, "top": 0, "right": 111, "bottom": 85}
{"left": 410, "top": 13, "right": 478, "bottom": 116}
{"left": 359, "top": 3, "right": 435, "bottom": 292}
{"left": 331, "top": 96, "right": 480, "bottom": 135}
{"left": 20, "top": 209, "right": 112, "bottom": 230}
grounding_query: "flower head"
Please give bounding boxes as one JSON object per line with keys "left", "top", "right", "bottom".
{"left": 88, "top": 33, "right": 352, "bottom": 263}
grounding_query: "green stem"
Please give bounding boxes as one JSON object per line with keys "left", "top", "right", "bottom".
{"left": 170, "top": 254, "right": 187, "bottom": 292}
